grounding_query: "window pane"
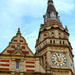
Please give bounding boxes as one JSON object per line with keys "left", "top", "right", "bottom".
{"left": 16, "top": 61, "right": 19, "bottom": 69}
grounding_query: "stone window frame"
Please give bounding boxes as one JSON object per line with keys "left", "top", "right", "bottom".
{"left": 16, "top": 61, "right": 20, "bottom": 70}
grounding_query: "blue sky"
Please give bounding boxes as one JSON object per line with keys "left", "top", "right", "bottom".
{"left": 0, "top": 0, "right": 75, "bottom": 64}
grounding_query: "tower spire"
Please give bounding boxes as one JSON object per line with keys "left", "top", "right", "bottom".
{"left": 43, "top": 0, "right": 61, "bottom": 24}
{"left": 48, "top": 0, "right": 53, "bottom": 4}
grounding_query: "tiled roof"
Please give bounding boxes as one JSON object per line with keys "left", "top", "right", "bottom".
{"left": 45, "top": 20, "right": 62, "bottom": 26}
{"left": 47, "top": 5, "right": 56, "bottom": 12}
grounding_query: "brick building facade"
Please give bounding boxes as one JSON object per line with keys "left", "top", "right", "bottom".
{"left": 0, "top": 0, "right": 74, "bottom": 75}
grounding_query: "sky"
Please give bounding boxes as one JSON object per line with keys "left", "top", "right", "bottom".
{"left": 0, "top": 0, "right": 75, "bottom": 64}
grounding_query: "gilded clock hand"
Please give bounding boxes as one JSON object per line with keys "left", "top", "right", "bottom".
{"left": 56, "top": 53, "right": 61, "bottom": 62}
{"left": 57, "top": 56, "right": 61, "bottom": 62}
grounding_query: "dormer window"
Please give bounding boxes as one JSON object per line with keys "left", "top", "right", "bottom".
{"left": 52, "top": 32, "right": 55, "bottom": 38}
{"left": 59, "top": 33, "right": 61, "bottom": 35}
{"left": 44, "top": 34, "right": 46, "bottom": 36}
{"left": 59, "top": 33, "right": 61, "bottom": 38}
{"left": 52, "top": 32, "right": 54, "bottom": 34}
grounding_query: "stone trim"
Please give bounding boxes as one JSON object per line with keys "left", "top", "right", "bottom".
{"left": 35, "top": 37, "right": 69, "bottom": 47}
{"left": 0, "top": 54, "right": 40, "bottom": 58}
{"left": 37, "top": 44, "right": 73, "bottom": 57}
{"left": 0, "top": 71, "right": 52, "bottom": 75}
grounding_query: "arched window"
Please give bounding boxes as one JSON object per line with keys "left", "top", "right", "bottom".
{"left": 52, "top": 32, "right": 55, "bottom": 38}
{"left": 53, "top": 40, "right": 55, "bottom": 44}
{"left": 50, "top": 40, "right": 52, "bottom": 44}
{"left": 63, "top": 41, "right": 64, "bottom": 44}
{"left": 52, "top": 32, "right": 54, "bottom": 34}
{"left": 44, "top": 34, "right": 46, "bottom": 36}
{"left": 60, "top": 41, "right": 61, "bottom": 44}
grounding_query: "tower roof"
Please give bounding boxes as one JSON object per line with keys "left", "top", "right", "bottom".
{"left": 47, "top": 4, "right": 56, "bottom": 13}
{"left": 47, "top": 0, "right": 56, "bottom": 13}
{"left": 43, "top": 0, "right": 61, "bottom": 24}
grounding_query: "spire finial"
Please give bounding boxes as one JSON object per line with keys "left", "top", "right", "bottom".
{"left": 65, "top": 26, "right": 68, "bottom": 32}
{"left": 18, "top": 28, "right": 20, "bottom": 32}
{"left": 48, "top": 0, "right": 53, "bottom": 4}
{"left": 16, "top": 28, "right": 21, "bottom": 35}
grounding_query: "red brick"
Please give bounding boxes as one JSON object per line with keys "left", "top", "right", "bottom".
{"left": 23, "top": 51, "right": 29, "bottom": 54}
{"left": 7, "top": 50, "right": 14, "bottom": 53}
{"left": 52, "top": 36, "right": 55, "bottom": 38}
{"left": 1, "top": 60, "right": 9, "bottom": 62}
{"left": 22, "top": 46, "right": 25, "bottom": 49}
{"left": 0, "top": 68, "right": 9, "bottom": 71}
{"left": 14, "top": 40, "right": 17, "bottom": 42}
{"left": 59, "top": 36, "right": 61, "bottom": 38}
{"left": 26, "top": 65, "right": 35, "bottom": 68}
{"left": 44, "top": 38, "right": 46, "bottom": 40}
{"left": 0, "top": 64, "right": 9, "bottom": 66}
{"left": 45, "top": 57, "right": 47, "bottom": 59}
{"left": 26, "top": 61, "right": 35, "bottom": 64}
{"left": 45, "top": 61, "right": 47, "bottom": 64}
{"left": 26, "top": 70, "right": 35, "bottom": 72}
{"left": 11, "top": 45, "right": 15, "bottom": 48}
{"left": 20, "top": 40, "right": 23, "bottom": 42}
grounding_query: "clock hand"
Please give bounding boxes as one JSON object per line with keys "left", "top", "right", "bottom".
{"left": 58, "top": 56, "right": 61, "bottom": 62}
{"left": 56, "top": 54, "right": 61, "bottom": 62}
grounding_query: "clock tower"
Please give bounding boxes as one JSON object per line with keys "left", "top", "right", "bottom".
{"left": 35, "top": 0, "right": 74, "bottom": 75}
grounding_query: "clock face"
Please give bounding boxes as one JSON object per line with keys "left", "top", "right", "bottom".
{"left": 51, "top": 53, "right": 67, "bottom": 67}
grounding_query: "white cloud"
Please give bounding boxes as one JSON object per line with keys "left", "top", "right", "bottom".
{"left": 0, "top": 0, "right": 74, "bottom": 19}
{"left": 54, "top": 0, "right": 75, "bottom": 13}
{"left": 2, "top": 0, "right": 46, "bottom": 17}
{"left": 24, "top": 30, "right": 38, "bottom": 53}
{"left": 9, "top": 0, "right": 75, "bottom": 16}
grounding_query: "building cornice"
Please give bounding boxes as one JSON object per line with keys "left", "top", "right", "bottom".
{"left": 39, "top": 27, "right": 69, "bottom": 35}
{"left": 37, "top": 44, "right": 74, "bottom": 57}
{"left": 0, "top": 54, "right": 40, "bottom": 58}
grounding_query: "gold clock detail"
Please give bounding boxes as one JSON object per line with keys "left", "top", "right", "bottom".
{"left": 51, "top": 53, "right": 67, "bottom": 67}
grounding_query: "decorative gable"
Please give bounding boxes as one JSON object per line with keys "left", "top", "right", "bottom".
{"left": 1, "top": 28, "right": 34, "bottom": 56}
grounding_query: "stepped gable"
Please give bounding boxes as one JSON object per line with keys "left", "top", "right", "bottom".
{"left": 1, "top": 28, "right": 34, "bottom": 56}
